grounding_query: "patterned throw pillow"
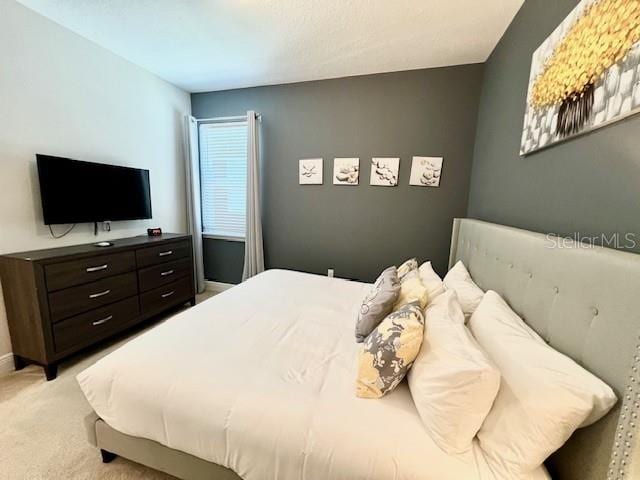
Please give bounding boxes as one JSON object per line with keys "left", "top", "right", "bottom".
{"left": 397, "top": 258, "right": 419, "bottom": 280}
{"left": 394, "top": 269, "right": 429, "bottom": 310}
{"left": 355, "top": 267, "right": 400, "bottom": 343}
{"left": 356, "top": 301, "right": 425, "bottom": 399}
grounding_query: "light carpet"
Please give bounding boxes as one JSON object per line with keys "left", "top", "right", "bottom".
{"left": 0, "top": 291, "right": 215, "bottom": 480}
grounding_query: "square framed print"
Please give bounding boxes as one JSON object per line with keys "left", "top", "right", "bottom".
{"left": 333, "top": 158, "right": 359, "bottom": 185}
{"left": 370, "top": 158, "right": 400, "bottom": 186}
{"left": 299, "top": 158, "right": 323, "bottom": 185}
{"left": 410, "top": 156, "right": 443, "bottom": 187}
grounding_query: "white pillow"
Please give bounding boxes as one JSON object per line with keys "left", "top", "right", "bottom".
{"left": 470, "top": 291, "right": 617, "bottom": 476}
{"left": 407, "top": 290, "right": 501, "bottom": 454}
{"left": 418, "top": 261, "right": 445, "bottom": 301}
{"left": 443, "top": 261, "right": 484, "bottom": 319}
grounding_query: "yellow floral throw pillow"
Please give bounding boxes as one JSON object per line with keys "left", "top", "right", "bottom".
{"left": 356, "top": 301, "right": 425, "bottom": 399}
{"left": 397, "top": 258, "right": 419, "bottom": 280}
{"left": 394, "top": 269, "right": 428, "bottom": 310}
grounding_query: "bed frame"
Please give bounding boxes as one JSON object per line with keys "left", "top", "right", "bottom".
{"left": 85, "top": 219, "right": 638, "bottom": 479}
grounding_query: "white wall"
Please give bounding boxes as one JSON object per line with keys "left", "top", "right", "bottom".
{"left": 0, "top": 0, "right": 191, "bottom": 367}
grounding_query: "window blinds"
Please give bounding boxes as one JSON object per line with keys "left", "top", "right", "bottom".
{"left": 199, "top": 121, "right": 248, "bottom": 239}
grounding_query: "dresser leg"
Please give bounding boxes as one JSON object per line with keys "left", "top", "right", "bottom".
{"left": 189, "top": 296, "right": 196, "bottom": 306}
{"left": 44, "top": 363, "right": 58, "bottom": 381}
{"left": 13, "top": 355, "right": 26, "bottom": 371}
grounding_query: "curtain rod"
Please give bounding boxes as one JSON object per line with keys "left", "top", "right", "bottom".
{"left": 196, "top": 113, "right": 262, "bottom": 123}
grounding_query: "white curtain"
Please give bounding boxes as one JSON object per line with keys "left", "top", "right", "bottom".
{"left": 184, "top": 115, "right": 206, "bottom": 293}
{"left": 242, "top": 111, "right": 264, "bottom": 281}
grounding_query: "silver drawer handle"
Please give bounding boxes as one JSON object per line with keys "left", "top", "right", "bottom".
{"left": 86, "top": 264, "right": 108, "bottom": 272}
{"left": 89, "top": 289, "right": 111, "bottom": 299}
{"left": 158, "top": 250, "right": 173, "bottom": 257}
{"left": 160, "top": 269, "right": 174, "bottom": 276}
{"left": 161, "top": 290, "right": 175, "bottom": 298}
{"left": 92, "top": 315, "right": 113, "bottom": 326}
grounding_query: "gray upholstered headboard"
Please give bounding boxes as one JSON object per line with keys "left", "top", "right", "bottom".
{"left": 449, "top": 219, "right": 639, "bottom": 480}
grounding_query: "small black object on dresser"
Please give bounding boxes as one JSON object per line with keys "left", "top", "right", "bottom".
{"left": 0, "top": 234, "right": 195, "bottom": 380}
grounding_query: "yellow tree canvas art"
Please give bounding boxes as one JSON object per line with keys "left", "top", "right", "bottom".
{"left": 521, "top": 0, "right": 640, "bottom": 155}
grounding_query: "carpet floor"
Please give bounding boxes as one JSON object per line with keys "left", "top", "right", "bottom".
{"left": 0, "top": 291, "right": 215, "bottom": 480}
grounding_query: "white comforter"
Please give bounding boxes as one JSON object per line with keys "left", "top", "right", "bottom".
{"left": 78, "top": 269, "right": 547, "bottom": 480}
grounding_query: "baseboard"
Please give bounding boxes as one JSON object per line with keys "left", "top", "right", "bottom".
{"left": 205, "top": 280, "right": 235, "bottom": 294}
{"left": 0, "top": 352, "right": 14, "bottom": 377}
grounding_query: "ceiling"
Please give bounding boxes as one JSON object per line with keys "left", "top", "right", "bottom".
{"left": 17, "top": 0, "right": 523, "bottom": 93}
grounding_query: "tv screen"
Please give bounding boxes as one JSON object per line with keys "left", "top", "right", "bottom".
{"left": 37, "top": 154, "right": 152, "bottom": 225}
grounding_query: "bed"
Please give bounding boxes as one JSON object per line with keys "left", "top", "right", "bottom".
{"left": 79, "top": 219, "right": 638, "bottom": 479}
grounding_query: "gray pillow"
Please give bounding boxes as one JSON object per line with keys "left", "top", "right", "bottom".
{"left": 355, "top": 266, "right": 400, "bottom": 342}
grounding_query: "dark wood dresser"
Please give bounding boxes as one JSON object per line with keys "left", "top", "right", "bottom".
{"left": 0, "top": 234, "right": 195, "bottom": 380}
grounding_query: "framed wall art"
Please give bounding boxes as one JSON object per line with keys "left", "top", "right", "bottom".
{"left": 410, "top": 156, "right": 443, "bottom": 187}
{"left": 299, "top": 158, "right": 323, "bottom": 185}
{"left": 333, "top": 158, "right": 359, "bottom": 185}
{"left": 370, "top": 158, "right": 400, "bottom": 186}
{"left": 521, "top": 0, "right": 640, "bottom": 155}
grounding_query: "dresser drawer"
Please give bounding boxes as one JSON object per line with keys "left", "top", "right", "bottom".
{"left": 53, "top": 296, "right": 140, "bottom": 353}
{"left": 136, "top": 240, "right": 190, "bottom": 268}
{"left": 140, "top": 277, "right": 193, "bottom": 315}
{"left": 45, "top": 251, "right": 136, "bottom": 291}
{"left": 138, "top": 258, "right": 192, "bottom": 293}
{"left": 48, "top": 272, "right": 138, "bottom": 322}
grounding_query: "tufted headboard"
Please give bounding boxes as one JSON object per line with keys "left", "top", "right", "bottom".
{"left": 449, "top": 219, "right": 639, "bottom": 480}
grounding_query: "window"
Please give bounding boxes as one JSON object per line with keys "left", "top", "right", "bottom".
{"left": 199, "top": 121, "right": 248, "bottom": 240}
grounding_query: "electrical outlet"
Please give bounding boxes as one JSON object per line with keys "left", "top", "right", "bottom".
{"left": 327, "top": 269, "right": 334, "bottom": 278}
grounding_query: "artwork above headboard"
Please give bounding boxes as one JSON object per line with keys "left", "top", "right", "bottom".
{"left": 449, "top": 218, "right": 638, "bottom": 480}
{"left": 520, "top": 0, "right": 640, "bottom": 155}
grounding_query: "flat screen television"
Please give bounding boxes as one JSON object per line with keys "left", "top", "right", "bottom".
{"left": 36, "top": 154, "right": 152, "bottom": 225}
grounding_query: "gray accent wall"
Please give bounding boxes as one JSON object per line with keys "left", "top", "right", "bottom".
{"left": 468, "top": 0, "right": 640, "bottom": 250}
{"left": 192, "top": 65, "right": 484, "bottom": 283}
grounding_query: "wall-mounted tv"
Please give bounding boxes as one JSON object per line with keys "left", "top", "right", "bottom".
{"left": 36, "top": 154, "right": 152, "bottom": 225}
